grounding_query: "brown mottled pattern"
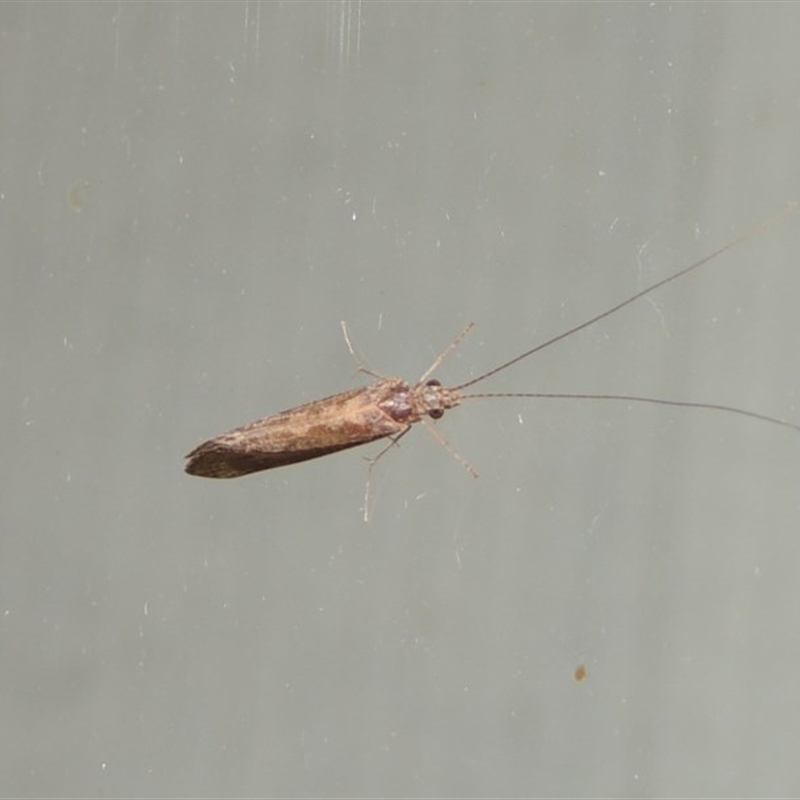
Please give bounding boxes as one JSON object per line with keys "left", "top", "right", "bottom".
{"left": 184, "top": 378, "right": 461, "bottom": 478}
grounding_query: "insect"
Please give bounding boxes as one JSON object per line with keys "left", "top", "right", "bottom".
{"left": 185, "top": 205, "right": 798, "bottom": 517}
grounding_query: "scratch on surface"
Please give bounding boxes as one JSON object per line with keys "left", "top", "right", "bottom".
{"left": 636, "top": 239, "right": 669, "bottom": 335}
{"left": 112, "top": 1, "right": 122, "bottom": 73}
{"left": 328, "top": 0, "right": 362, "bottom": 72}
{"left": 243, "top": 1, "right": 262, "bottom": 65}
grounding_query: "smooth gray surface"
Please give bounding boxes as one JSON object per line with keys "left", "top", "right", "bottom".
{"left": 2, "top": 3, "right": 800, "bottom": 797}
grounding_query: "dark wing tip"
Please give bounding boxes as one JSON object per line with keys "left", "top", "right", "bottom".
{"left": 184, "top": 436, "right": 302, "bottom": 478}
{"left": 184, "top": 441, "right": 250, "bottom": 478}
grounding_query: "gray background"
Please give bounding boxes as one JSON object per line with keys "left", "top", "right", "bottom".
{"left": 2, "top": 2, "right": 800, "bottom": 797}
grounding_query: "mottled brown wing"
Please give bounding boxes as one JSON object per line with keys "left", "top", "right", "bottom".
{"left": 184, "top": 380, "right": 410, "bottom": 478}
{"left": 184, "top": 436, "right": 386, "bottom": 478}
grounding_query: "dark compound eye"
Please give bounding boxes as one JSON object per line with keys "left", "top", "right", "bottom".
{"left": 424, "top": 379, "right": 444, "bottom": 418}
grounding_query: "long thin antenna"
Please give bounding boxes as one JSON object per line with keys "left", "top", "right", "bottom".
{"left": 460, "top": 392, "right": 800, "bottom": 434}
{"left": 454, "top": 203, "right": 797, "bottom": 392}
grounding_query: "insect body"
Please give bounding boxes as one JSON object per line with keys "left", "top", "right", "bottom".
{"left": 185, "top": 378, "right": 460, "bottom": 478}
